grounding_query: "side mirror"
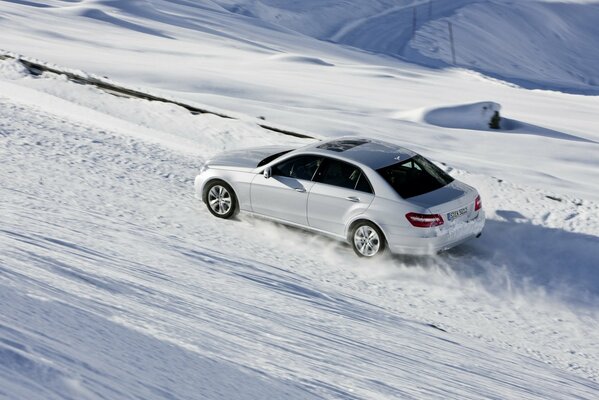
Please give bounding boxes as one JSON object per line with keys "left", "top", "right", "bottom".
{"left": 263, "top": 167, "right": 272, "bottom": 179}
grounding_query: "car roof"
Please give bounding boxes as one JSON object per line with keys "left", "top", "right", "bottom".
{"left": 304, "top": 137, "right": 417, "bottom": 170}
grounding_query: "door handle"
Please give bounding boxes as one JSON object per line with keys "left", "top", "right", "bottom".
{"left": 294, "top": 187, "right": 306, "bottom": 193}
{"left": 346, "top": 196, "right": 360, "bottom": 202}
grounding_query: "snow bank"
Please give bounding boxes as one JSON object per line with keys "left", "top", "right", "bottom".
{"left": 268, "top": 53, "right": 334, "bottom": 66}
{"left": 0, "top": 58, "right": 29, "bottom": 80}
{"left": 396, "top": 100, "right": 598, "bottom": 144}
{"left": 398, "top": 101, "right": 501, "bottom": 130}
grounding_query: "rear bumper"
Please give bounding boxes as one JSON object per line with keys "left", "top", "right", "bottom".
{"left": 386, "top": 211, "right": 485, "bottom": 255}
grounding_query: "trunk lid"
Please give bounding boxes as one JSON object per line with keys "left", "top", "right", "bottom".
{"left": 409, "top": 181, "right": 478, "bottom": 224}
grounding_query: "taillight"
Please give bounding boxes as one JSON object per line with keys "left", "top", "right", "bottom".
{"left": 406, "top": 212, "right": 444, "bottom": 228}
{"left": 474, "top": 195, "right": 482, "bottom": 211}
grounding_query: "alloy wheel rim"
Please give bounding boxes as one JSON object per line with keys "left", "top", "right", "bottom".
{"left": 354, "top": 225, "right": 380, "bottom": 257}
{"left": 208, "top": 185, "right": 232, "bottom": 215}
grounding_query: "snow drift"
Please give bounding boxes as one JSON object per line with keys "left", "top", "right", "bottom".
{"left": 397, "top": 101, "right": 502, "bottom": 130}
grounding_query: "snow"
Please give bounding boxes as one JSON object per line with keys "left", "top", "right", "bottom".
{"left": 0, "top": 59, "right": 29, "bottom": 80}
{"left": 2, "top": 57, "right": 599, "bottom": 400}
{"left": 2, "top": 0, "right": 598, "bottom": 201}
{"left": 220, "top": 0, "right": 599, "bottom": 93}
{"left": 1, "top": 287, "right": 311, "bottom": 400}
{"left": 409, "top": 1, "right": 599, "bottom": 93}
{"left": 1, "top": 0, "right": 599, "bottom": 398}
{"left": 396, "top": 101, "right": 502, "bottom": 130}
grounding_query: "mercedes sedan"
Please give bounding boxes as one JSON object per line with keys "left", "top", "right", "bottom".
{"left": 194, "top": 137, "right": 485, "bottom": 257}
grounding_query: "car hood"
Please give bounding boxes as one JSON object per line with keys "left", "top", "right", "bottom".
{"left": 205, "top": 146, "right": 295, "bottom": 169}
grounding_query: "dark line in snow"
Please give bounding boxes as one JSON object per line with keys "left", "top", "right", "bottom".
{"left": 0, "top": 52, "right": 316, "bottom": 140}
{"left": 426, "top": 323, "right": 447, "bottom": 333}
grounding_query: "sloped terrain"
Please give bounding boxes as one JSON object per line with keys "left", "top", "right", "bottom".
{"left": 1, "top": 59, "right": 599, "bottom": 399}
{"left": 1, "top": 0, "right": 599, "bottom": 398}
{"left": 409, "top": 1, "right": 599, "bottom": 93}
{"left": 219, "top": 0, "right": 599, "bottom": 93}
{"left": 2, "top": 0, "right": 599, "bottom": 201}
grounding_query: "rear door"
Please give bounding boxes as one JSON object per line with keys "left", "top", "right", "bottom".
{"left": 307, "top": 158, "right": 375, "bottom": 236}
{"left": 250, "top": 155, "right": 322, "bottom": 226}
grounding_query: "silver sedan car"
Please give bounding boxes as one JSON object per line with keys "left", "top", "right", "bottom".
{"left": 194, "top": 137, "right": 485, "bottom": 257}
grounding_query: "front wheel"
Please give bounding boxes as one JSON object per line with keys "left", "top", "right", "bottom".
{"left": 204, "top": 180, "right": 237, "bottom": 219}
{"left": 351, "top": 222, "right": 386, "bottom": 258}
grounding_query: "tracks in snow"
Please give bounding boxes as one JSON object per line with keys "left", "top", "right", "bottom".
{"left": 2, "top": 94, "right": 599, "bottom": 398}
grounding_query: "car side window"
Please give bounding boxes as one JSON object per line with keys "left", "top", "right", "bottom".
{"left": 316, "top": 158, "right": 373, "bottom": 193}
{"left": 272, "top": 155, "right": 323, "bottom": 181}
{"left": 355, "top": 172, "right": 374, "bottom": 194}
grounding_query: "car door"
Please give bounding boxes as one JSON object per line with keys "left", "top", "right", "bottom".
{"left": 307, "top": 158, "right": 375, "bottom": 237}
{"left": 250, "top": 155, "right": 323, "bottom": 226}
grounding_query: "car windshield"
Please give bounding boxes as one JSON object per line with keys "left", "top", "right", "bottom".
{"left": 257, "top": 150, "right": 293, "bottom": 167}
{"left": 376, "top": 155, "right": 454, "bottom": 199}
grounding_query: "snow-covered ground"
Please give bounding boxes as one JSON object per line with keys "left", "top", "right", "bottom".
{"left": 2, "top": 60, "right": 599, "bottom": 400}
{"left": 2, "top": 0, "right": 599, "bottom": 201}
{"left": 1, "top": 0, "right": 599, "bottom": 399}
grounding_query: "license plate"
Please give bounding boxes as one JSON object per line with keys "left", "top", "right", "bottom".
{"left": 447, "top": 207, "right": 468, "bottom": 221}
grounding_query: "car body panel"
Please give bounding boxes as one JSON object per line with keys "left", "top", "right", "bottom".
{"left": 408, "top": 180, "right": 472, "bottom": 209}
{"left": 384, "top": 210, "right": 485, "bottom": 254}
{"left": 195, "top": 137, "right": 485, "bottom": 255}
{"left": 206, "top": 145, "right": 295, "bottom": 169}
{"left": 195, "top": 168, "right": 255, "bottom": 211}
{"left": 310, "top": 139, "right": 417, "bottom": 170}
{"left": 307, "top": 183, "right": 375, "bottom": 237}
{"left": 250, "top": 174, "right": 315, "bottom": 225}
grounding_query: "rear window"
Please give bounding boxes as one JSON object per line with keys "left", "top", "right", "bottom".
{"left": 376, "top": 155, "right": 454, "bottom": 199}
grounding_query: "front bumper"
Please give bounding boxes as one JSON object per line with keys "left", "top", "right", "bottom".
{"left": 386, "top": 211, "right": 485, "bottom": 255}
{"left": 194, "top": 173, "right": 208, "bottom": 202}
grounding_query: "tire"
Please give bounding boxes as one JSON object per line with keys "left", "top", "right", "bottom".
{"left": 204, "top": 180, "right": 238, "bottom": 219}
{"left": 350, "top": 221, "right": 386, "bottom": 258}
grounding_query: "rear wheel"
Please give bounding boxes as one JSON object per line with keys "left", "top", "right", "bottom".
{"left": 351, "top": 221, "right": 386, "bottom": 258}
{"left": 205, "top": 180, "right": 237, "bottom": 219}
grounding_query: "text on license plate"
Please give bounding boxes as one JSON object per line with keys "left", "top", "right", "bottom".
{"left": 447, "top": 207, "right": 468, "bottom": 221}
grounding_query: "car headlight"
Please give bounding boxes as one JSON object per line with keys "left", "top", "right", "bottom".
{"left": 199, "top": 163, "right": 209, "bottom": 174}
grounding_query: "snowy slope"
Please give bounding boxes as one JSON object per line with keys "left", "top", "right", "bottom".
{"left": 219, "top": 0, "right": 599, "bottom": 93}
{"left": 2, "top": 59, "right": 599, "bottom": 400}
{"left": 2, "top": 0, "right": 599, "bottom": 202}
{"left": 1, "top": 0, "right": 599, "bottom": 398}
{"left": 409, "top": 1, "right": 599, "bottom": 93}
